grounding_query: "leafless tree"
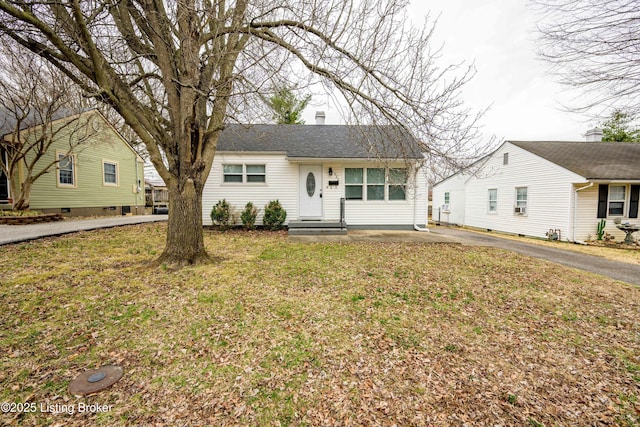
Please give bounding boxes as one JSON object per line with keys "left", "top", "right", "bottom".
{"left": 0, "top": 44, "right": 95, "bottom": 211}
{"left": 0, "top": 0, "right": 487, "bottom": 265}
{"left": 533, "top": 0, "right": 640, "bottom": 115}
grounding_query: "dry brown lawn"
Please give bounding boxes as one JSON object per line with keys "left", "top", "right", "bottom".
{"left": 1, "top": 223, "right": 638, "bottom": 426}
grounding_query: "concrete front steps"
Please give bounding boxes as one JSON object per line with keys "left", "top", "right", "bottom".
{"left": 288, "top": 220, "right": 347, "bottom": 236}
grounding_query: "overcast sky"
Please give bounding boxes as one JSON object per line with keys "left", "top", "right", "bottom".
{"left": 303, "top": 0, "right": 597, "bottom": 145}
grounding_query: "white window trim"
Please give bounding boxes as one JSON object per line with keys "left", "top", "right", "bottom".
{"left": 607, "top": 184, "right": 626, "bottom": 217}
{"left": 102, "top": 159, "right": 119, "bottom": 187}
{"left": 56, "top": 151, "right": 77, "bottom": 188}
{"left": 222, "top": 163, "right": 267, "bottom": 185}
{"left": 245, "top": 164, "right": 266, "bottom": 184}
{"left": 514, "top": 186, "right": 528, "bottom": 215}
{"left": 488, "top": 188, "right": 497, "bottom": 214}
{"left": 345, "top": 167, "right": 408, "bottom": 202}
{"left": 345, "top": 167, "right": 364, "bottom": 201}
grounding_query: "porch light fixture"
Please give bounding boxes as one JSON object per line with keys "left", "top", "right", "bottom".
{"left": 328, "top": 167, "right": 333, "bottom": 176}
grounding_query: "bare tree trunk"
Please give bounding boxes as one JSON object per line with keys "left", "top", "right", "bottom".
{"left": 156, "top": 177, "right": 209, "bottom": 266}
{"left": 11, "top": 179, "right": 31, "bottom": 211}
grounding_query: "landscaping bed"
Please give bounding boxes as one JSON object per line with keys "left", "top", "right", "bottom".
{"left": 0, "top": 213, "right": 64, "bottom": 225}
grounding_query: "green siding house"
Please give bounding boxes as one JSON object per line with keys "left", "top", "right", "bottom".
{"left": 1, "top": 110, "right": 145, "bottom": 216}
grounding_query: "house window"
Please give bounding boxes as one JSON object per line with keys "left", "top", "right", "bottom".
{"left": 366, "top": 168, "right": 385, "bottom": 200}
{"left": 346, "top": 167, "right": 407, "bottom": 201}
{"left": 389, "top": 168, "right": 407, "bottom": 200}
{"left": 246, "top": 165, "right": 266, "bottom": 183}
{"left": 488, "top": 189, "right": 497, "bottom": 213}
{"left": 223, "top": 164, "right": 243, "bottom": 183}
{"left": 608, "top": 185, "right": 625, "bottom": 216}
{"left": 515, "top": 187, "right": 527, "bottom": 214}
{"left": 503, "top": 153, "right": 509, "bottom": 165}
{"left": 103, "top": 160, "right": 119, "bottom": 186}
{"left": 345, "top": 168, "right": 363, "bottom": 200}
{"left": 57, "top": 153, "right": 76, "bottom": 187}
{"left": 223, "top": 164, "right": 265, "bottom": 183}
{"left": 444, "top": 192, "right": 450, "bottom": 204}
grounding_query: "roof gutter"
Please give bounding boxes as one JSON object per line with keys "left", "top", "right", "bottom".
{"left": 572, "top": 182, "right": 594, "bottom": 243}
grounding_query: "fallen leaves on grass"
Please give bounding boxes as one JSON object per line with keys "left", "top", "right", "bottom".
{"left": 0, "top": 225, "right": 638, "bottom": 426}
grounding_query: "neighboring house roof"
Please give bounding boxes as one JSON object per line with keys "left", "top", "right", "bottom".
{"left": 217, "top": 124, "right": 424, "bottom": 160}
{"left": 510, "top": 141, "right": 640, "bottom": 180}
{"left": 145, "top": 179, "right": 166, "bottom": 188}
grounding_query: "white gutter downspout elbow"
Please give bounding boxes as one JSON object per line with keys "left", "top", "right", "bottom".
{"left": 573, "top": 182, "right": 594, "bottom": 243}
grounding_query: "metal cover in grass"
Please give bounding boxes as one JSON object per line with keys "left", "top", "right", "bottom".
{"left": 68, "top": 365, "right": 123, "bottom": 396}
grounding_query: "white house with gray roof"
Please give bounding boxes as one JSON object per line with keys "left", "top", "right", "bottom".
{"left": 202, "top": 123, "right": 428, "bottom": 231}
{"left": 432, "top": 137, "right": 640, "bottom": 242}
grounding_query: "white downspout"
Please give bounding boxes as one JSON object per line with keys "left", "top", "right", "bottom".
{"left": 573, "top": 182, "right": 593, "bottom": 243}
{"left": 413, "top": 167, "right": 429, "bottom": 232}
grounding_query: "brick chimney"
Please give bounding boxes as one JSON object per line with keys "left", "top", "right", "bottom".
{"left": 315, "top": 111, "right": 326, "bottom": 125}
{"left": 585, "top": 127, "right": 603, "bottom": 142}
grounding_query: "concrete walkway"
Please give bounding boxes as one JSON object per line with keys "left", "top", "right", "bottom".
{"left": 0, "top": 215, "right": 168, "bottom": 246}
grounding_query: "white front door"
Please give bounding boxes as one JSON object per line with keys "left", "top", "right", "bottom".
{"left": 299, "top": 165, "right": 323, "bottom": 219}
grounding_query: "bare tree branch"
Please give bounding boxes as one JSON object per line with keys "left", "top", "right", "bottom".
{"left": 0, "top": 0, "right": 489, "bottom": 264}
{"left": 533, "top": 0, "right": 640, "bottom": 115}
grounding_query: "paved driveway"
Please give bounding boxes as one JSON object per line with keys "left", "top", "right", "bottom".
{"left": 429, "top": 226, "right": 640, "bottom": 286}
{"left": 0, "top": 215, "right": 168, "bottom": 246}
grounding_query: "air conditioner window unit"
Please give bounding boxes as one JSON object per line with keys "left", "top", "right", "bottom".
{"left": 442, "top": 204, "right": 450, "bottom": 212}
{"left": 514, "top": 206, "right": 526, "bottom": 214}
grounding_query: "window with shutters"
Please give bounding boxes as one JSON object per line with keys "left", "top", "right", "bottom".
{"left": 597, "top": 184, "right": 640, "bottom": 218}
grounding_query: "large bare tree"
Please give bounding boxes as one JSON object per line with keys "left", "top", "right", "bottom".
{"left": 534, "top": 0, "right": 640, "bottom": 115}
{"left": 0, "top": 44, "right": 94, "bottom": 211}
{"left": 0, "top": 0, "right": 484, "bottom": 265}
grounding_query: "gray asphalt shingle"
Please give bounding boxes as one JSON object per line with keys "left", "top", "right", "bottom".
{"left": 510, "top": 141, "right": 640, "bottom": 180}
{"left": 217, "top": 124, "right": 424, "bottom": 159}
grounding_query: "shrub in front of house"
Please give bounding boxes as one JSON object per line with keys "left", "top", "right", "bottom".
{"left": 263, "top": 200, "right": 287, "bottom": 231}
{"left": 211, "top": 199, "right": 234, "bottom": 229}
{"left": 241, "top": 202, "right": 259, "bottom": 230}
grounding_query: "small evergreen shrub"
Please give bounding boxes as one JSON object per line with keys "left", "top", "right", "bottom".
{"left": 211, "top": 199, "right": 233, "bottom": 229}
{"left": 263, "top": 200, "right": 287, "bottom": 230}
{"left": 241, "top": 202, "right": 259, "bottom": 230}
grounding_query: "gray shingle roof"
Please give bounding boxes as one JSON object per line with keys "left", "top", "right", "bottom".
{"left": 510, "top": 141, "right": 640, "bottom": 180}
{"left": 217, "top": 124, "right": 424, "bottom": 159}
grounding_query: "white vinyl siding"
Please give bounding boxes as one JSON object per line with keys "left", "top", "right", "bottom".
{"left": 204, "top": 154, "right": 296, "bottom": 226}
{"left": 574, "top": 185, "right": 629, "bottom": 242}
{"left": 436, "top": 141, "right": 640, "bottom": 242}
{"left": 203, "top": 157, "right": 428, "bottom": 228}
{"left": 462, "top": 142, "right": 582, "bottom": 239}
{"left": 432, "top": 173, "right": 468, "bottom": 226}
